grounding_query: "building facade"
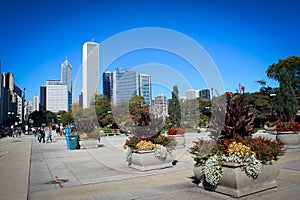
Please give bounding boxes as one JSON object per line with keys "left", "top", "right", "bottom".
{"left": 82, "top": 41, "right": 99, "bottom": 108}
{"left": 46, "top": 81, "right": 68, "bottom": 113}
{"left": 103, "top": 71, "right": 113, "bottom": 102}
{"left": 199, "top": 88, "right": 210, "bottom": 99}
{"left": 138, "top": 74, "right": 152, "bottom": 105}
{"left": 153, "top": 94, "right": 167, "bottom": 118}
{"left": 112, "top": 67, "right": 136, "bottom": 104}
{"left": 186, "top": 89, "right": 196, "bottom": 99}
{"left": 61, "top": 59, "right": 72, "bottom": 110}
{"left": 33, "top": 95, "right": 39, "bottom": 111}
{"left": 39, "top": 86, "right": 46, "bottom": 111}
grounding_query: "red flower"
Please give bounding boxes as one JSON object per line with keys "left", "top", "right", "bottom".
{"left": 224, "top": 140, "right": 230, "bottom": 147}
{"left": 241, "top": 86, "right": 245, "bottom": 92}
{"left": 130, "top": 114, "right": 134, "bottom": 119}
{"left": 225, "top": 91, "right": 232, "bottom": 97}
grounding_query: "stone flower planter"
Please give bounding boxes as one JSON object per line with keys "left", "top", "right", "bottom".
{"left": 130, "top": 151, "right": 173, "bottom": 171}
{"left": 173, "top": 134, "right": 185, "bottom": 148}
{"left": 79, "top": 136, "right": 101, "bottom": 149}
{"left": 276, "top": 132, "right": 300, "bottom": 146}
{"left": 194, "top": 161, "right": 281, "bottom": 198}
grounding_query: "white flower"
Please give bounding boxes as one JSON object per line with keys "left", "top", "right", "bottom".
{"left": 202, "top": 154, "right": 262, "bottom": 186}
{"left": 202, "top": 155, "right": 223, "bottom": 186}
{"left": 154, "top": 144, "right": 168, "bottom": 160}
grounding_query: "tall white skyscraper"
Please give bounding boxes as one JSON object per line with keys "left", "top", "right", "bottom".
{"left": 61, "top": 59, "right": 72, "bottom": 109}
{"left": 33, "top": 95, "right": 39, "bottom": 111}
{"left": 82, "top": 41, "right": 99, "bottom": 108}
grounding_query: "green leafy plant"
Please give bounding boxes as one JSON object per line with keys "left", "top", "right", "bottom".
{"left": 189, "top": 86, "right": 285, "bottom": 187}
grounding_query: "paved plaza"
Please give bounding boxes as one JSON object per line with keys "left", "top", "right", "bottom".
{"left": 0, "top": 131, "right": 300, "bottom": 200}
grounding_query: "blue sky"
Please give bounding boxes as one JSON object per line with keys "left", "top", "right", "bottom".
{"left": 1, "top": 0, "right": 300, "bottom": 102}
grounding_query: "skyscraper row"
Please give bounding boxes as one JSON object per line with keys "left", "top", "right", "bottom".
{"left": 0, "top": 72, "right": 28, "bottom": 125}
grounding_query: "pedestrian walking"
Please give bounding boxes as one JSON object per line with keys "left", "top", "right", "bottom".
{"left": 13, "top": 128, "right": 18, "bottom": 138}
{"left": 38, "top": 127, "right": 45, "bottom": 143}
{"left": 46, "top": 128, "right": 52, "bottom": 143}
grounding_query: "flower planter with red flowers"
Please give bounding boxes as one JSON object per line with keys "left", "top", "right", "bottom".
{"left": 275, "top": 121, "right": 300, "bottom": 148}
{"left": 166, "top": 126, "right": 186, "bottom": 148}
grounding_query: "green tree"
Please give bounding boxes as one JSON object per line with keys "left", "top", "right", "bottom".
{"left": 267, "top": 56, "right": 300, "bottom": 97}
{"left": 61, "top": 111, "right": 74, "bottom": 125}
{"left": 246, "top": 92, "right": 272, "bottom": 127}
{"left": 168, "top": 85, "right": 181, "bottom": 127}
{"left": 92, "top": 94, "right": 114, "bottom": 127}
{"left": 273, "top": 69, "right": 298, "bottom": 122}
{"left": 129, "top": 94, "right": 147, "bottom": 124}
{"left": 43, "top": 110, "right": 55, "bottom": 125}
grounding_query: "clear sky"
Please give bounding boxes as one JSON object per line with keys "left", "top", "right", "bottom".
{"left": 1, "top": 0, "right": 299, "bottom": 102}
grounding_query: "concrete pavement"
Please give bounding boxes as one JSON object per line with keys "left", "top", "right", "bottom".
{"left": 1, "top": 131, "right": 300, "bottom": 200}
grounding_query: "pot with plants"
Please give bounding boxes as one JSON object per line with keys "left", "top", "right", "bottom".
{"left": 166, "top": 125, "right": 186, "bottom": 148}
{"left": 123, "top": 110, "right": 176, "bottom": 171}
{"left": 275, "top": 120, "right": 300, "bottom": 148}
{"left": 189, "top": 87, "right": 285, "bottom": 198}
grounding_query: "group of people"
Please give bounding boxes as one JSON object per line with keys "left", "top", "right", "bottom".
{"left": 36, "top": 126, "right": 53, "bottom": 143}
{"left": 36, "top": 125, "right": 71, "bottom": 143}
{"left": 12, "top": 127, "right": 22, "bottom": 138}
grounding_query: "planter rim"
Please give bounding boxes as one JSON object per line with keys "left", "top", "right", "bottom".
{"left": 276, "top": 131, "right": 299, "bottom": 134}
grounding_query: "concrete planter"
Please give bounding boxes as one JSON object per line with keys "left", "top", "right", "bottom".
{"left": 79, "top": 136, "right": 101, "bottom": 149}
{"left": 276, "top": 132, "right": 300, "bottom": 146}
{"left": 130, "top": 151, "right": 173, "bottom": 171}
{"left": 173, "top": 134, "right": 186, "bottom": 148}
{"left": 194, "top": 161, "right": 281, "bottom": 198}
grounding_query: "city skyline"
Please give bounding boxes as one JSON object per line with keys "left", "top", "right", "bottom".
{"left": 1, "top": 0, "right": 300, "bottom": 102}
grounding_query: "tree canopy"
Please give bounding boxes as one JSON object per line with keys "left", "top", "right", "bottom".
{"left": 266, "top": 56, "right": 300, "bottom": 97}
{"left": 168, "top": 85, "right": 181, "bottom": 127}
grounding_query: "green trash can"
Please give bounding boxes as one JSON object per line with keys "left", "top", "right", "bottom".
{"left": 66, "top": 135, "right": 79, "bottom": 150}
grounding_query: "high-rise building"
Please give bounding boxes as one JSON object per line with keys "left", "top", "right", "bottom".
{"left": 33, "top": 95, "right": 39, "bottom": 111}
{"left": 61, "top": 59, "right": 72, "bottom": 109}
{"left": 46, "top": 80, "right": 68, "bottom": 112}
{"left": 138, "top": 74, "right": 152, "bottom": 105}
{"left": 153, "top": 94, "right": 167, "bottom": 118}
{"left": 186, "top": 89, "right": 196, "bottom": 99}
{"left": 0, "top": 73, "right": 5, "bottom": 124}
{"left": 103, "top": 71, "right": 113, "bottom": 102}
{"left": 112, "top": 67, "right": 136, "bottom": 104}
{"left": 199, "top": 89, "right": 210, "bottom": 99}
{"left": 82, "top": 41, "right": 99, "bottom": 108}
{"left": 39, "top": 86, "right": 46, "bottom": 111}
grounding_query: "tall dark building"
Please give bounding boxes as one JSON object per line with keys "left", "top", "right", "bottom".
{"left": 199, "top": 89, "right": 210, "bottom": 100}
{"left": 103, "top": 71, "right": 113, "bottom": 102}
{"left": 39, "top": 86, "right": 46, "bottom": 111}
